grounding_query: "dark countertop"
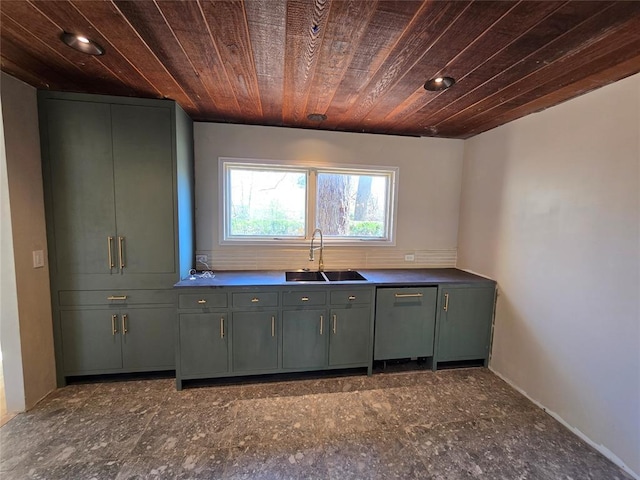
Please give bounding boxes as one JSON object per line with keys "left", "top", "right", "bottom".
{"left": 174, "top": 268, "right": 495, "bottom": 288}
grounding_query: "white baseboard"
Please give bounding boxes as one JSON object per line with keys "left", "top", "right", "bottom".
{"left": 489, "top": 367, "right": 639, "bottom": 480}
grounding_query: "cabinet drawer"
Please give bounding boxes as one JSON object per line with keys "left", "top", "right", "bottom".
{"left": 283, "top": 291, "right": 326, "bottom": 306}
{"left": 376, "top": 287, "right": 437, "bottom": 307}
{"left": 59, "top": 289, "right": 175, "bottom": 306}
{"left": 179, "top": 293, "right": 228, "bottom": 309}
{"left": 232, "top": 292, "right": 279, "bottom": 308}
{"left": 330, "top": 289, "right": 372, "bottom": 305}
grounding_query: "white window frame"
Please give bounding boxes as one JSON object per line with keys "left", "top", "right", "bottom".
{"left": 219, "top": 157, "right": 398, "bottom": 246}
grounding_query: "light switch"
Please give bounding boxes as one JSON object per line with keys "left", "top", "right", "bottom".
{"left": 404, "top": 253, "right": 415, "bottom": 262}
{"left": 32, "top": 250, "right": 45, "bottom": 268}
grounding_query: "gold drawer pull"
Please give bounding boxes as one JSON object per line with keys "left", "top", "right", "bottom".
{"left": 271, "top": 316, "right": 275, "bottom": 337}
{"left": 251, "top": 297, "right": 260, "bottom": 303}
{"left": 320, "top": 315, "right": 324, "bottom": 335}
{"left": 348, "top": 295, "right": 356, "bottom": 301}
{"left": 111, "top": 314, "right": 118, "bottom": 335}
{"left": 122, "top": 314, "right": 128, "bottom": 334}
{"left": 395, "top": 293, "right": 423, "bottom": 298}
{"left": 444, "top": 293, "right": 450, "bottom": 312}
{"left": 220, "top": 317, "right": 225, "bottom": 339}
{"left": 332, "top": 314, "right": 337, "bottom": 334}
{"left": 197, "top": 299, "right": 207, "bottom": 304}
{"left": 108, "top": 295, "right": 127, "bottom": 301}
{"left": 301, "top": 296, "right": 309, "bottom": 302}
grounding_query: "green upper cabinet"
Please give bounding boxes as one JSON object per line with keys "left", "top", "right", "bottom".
{"left": 39, "top": 92, "right": 194, "bottom": 291}
{"left": 44, "top": 99, "right": 116, "bottom": 277}
{"left": 111, "top": 105, "right": 175, "bottom": 276}
{"left": 436, "top": 285, "right": 496, "bottom": 364}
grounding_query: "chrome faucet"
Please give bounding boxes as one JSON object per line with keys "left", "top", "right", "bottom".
{"left": 309, "top": 228, "right": 324, "bottom": 272}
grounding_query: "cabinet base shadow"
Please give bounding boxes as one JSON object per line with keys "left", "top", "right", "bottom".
{"left": 372, "top": 357, "right": 433, "bottom": 374}
{"left": 181, "top": 367, "right": 369, "bottom": 391}
{"left": 65, "top": 370, "right": 176, "bottom": 386}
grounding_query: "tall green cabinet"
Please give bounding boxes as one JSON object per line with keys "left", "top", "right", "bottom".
{"left": 39, "top": 92, "right": 194, "bottom": 385}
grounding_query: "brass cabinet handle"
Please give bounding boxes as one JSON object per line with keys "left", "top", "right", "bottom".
{"left": 348, "top": 295, "right": 356, "bottom": 301}
{"left": 251, "top": 297, "right": 260, "bottom": 303}
{"left": 111, "top": 314, "right": 118, "bottom": 335}
{"left": 107, "top": 295, "right": 127, "bottom": 301}
{"left": 332, "top": 314, "right": 337, "bottom": 334}
{"left": 220, "top": 317, "right": 225, "bottom": 339}
{"left": 301, "top": 296, "right": 309, "bottom": 302}
{"left": 320, "top": 315, "right": 324, "bottom": 335}
{"left": 197, "top": 299, "right": 207, "bottom": 304}
{"left": 122, "top": 314, "right": 128, "bottom": 334}
{"left": 395, "top": 293, "right": 423, "bottom": 298}
{"left": 118, "top": 236, "right": 125, "bottom": 270}
{"left": 271, "top": 316, "right": 275, "bottom": 337}
{"left": 444, "top": 293, "right": 449, "bottom": 312}
{"left": 107, "top": 236, "right": 114, "bottom": 269}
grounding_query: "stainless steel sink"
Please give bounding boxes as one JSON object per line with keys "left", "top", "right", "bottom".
{"left": 323, "top": 270, "right": 367, "bottom": 281}
{"left": 285, "top": 271, "right": 327, "bottom": 282}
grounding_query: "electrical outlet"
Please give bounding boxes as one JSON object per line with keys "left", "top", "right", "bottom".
{"left": 195, "top": 254, "right": 207, "bottom": 264}
{"left": 404, "top": 253, "right": 415, "bottom": 262}
{"left": 32, "top": 250, "right": 45, "bottom": 268}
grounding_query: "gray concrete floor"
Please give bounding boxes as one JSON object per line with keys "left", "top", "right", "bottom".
{"left": 0, "top": 368, "right": 632, "bottom": 479}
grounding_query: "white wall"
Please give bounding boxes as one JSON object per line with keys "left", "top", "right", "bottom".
{"left": 194, "top": 123, "right": 464, "bottom": 270}
{"left": 0, "top": 73, "right": 56, "bottom": 410}
{"left": 457, "top": 73, "right": 640, "bottom": 477}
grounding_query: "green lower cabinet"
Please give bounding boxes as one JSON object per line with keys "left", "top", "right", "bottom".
{"left": 60, "top": 306, "right": 175, "bottom": 375}
{"left": 329, "top": 306, "right": 371, "bottom": 366}
{"left": 436, "top": 286, "right": 496, "bottom": 364}
{"left": 179, "top": 313, "right": 228, "bottom": 376}
{"left": 374, "top": 287, "right": 437, "bottom": 360}
{"left": 120, "top": 307, "right": 175, "bottom": 370}
{"left": 175, "top": 286, "right": 379, "bottom": 386}
{"left": 60, "top": 309, "right": 123, "bottom": 374}
{"left": 232, "top": 311, "right": 279, "bottom": 372}
{"left": 282, "top": 309, "right": 328, "bottom": 369}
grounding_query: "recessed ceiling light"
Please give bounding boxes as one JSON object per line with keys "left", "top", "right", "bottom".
{"left": 61, "top": 31, "right": 105, "bottom": 55}
{"left": 307, "top": 113, "right": 327, "bottom": 122}
{"left": 424, "top": 76, "right": 455, "bottom": 91}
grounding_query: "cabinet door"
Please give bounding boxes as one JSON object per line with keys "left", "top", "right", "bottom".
{"left": 179, "top": 313, "right": 228, "bottom": 376}
{"left": 44, "top": 99, "right": 116, "bottom": 277}
{"left": 329, "top": 307, "right": 371, "bottom": 366}
{"left": 121, "top": 307, "right": 175, "bottom": 370}
{"left": 232, "top": 311, "right": 279, "bottom": 372}
{"left": 374, "top": 287, "right": 437, "bottom": 360}
{"left": 60, "top": 309, "right": 122, "bottom": 374}
{"left": 111, "top": 105, "right": 175, "bottom": 276}
{"left": 437, "top": 287, "right": 495, "bottom": 362}
{"left": 282, "top": 309, "right": 327, "bottom": 369}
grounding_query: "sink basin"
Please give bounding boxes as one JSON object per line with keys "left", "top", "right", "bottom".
{"left": 323, "top": 270, "right": 367, "bottom": 282}
{"left": 285, "top": 271, "right": 327, "bottom": 282}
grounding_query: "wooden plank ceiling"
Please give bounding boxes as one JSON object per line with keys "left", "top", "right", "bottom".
{"left": 1, "top": 0, "right": 639, "bottom": 139}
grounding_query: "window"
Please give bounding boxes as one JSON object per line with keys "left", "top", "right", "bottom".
{"left": 221, "top": 159, "right": 397, "bottom": 244}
